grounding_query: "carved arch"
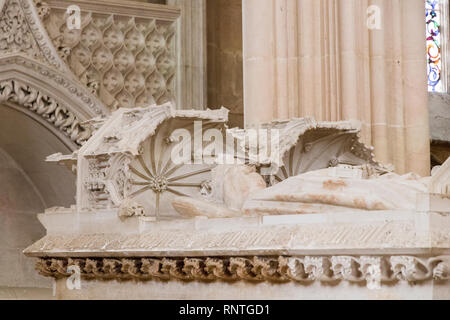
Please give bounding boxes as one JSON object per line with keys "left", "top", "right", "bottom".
{"left": 0, "top": 0, "right": 111, "bottom": 146}
{"left": 0, "top": 56, "right": 110, "bottom": 146}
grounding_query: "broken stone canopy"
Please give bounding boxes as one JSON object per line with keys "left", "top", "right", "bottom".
{"left": 49, "top": 103, "right": 229, "bottom": 218}
{"left": 228, "top": 117, "right": 387, "bottom": 183}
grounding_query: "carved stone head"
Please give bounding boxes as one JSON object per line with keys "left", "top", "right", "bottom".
{"left": 103, "top": 68, "right": 124, "bottom": 93}
{"left": 104, "top": 25, "right": 124, "bottom": 51}
{"left": 114, "top": 48, "right": 134, "bottom": 73}
{"left": 92, "top": 46, "right": 113, "bottom": 71}
{"left": 125, "top": 71, "right": 145, "bottom": 95}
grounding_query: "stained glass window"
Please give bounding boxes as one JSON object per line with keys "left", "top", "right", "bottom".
{"left": 426, "top": 0, "right": 444, "bottom": 92}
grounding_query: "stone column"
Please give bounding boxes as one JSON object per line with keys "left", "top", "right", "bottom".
{"left": 167, "top": 0, "right": 207, "bottom": 109}
{"left": 207, "top": 0, "right": 244, "bottom": 128}
{"left": 242, "top": 0, "right": 430, "bottom": 176}
{"left": 242, "top": 0, "right": 276, "bottom": 125}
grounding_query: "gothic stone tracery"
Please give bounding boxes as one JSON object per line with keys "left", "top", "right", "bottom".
{"left": 41, "top": 0, "right": 179, "bottom": 110}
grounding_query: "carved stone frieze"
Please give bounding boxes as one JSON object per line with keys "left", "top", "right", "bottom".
{"left": 35, "top": 255, "right": 450, "bottom": 286}
{"left": 40, "top": 0, "right": 180, "bottom": 110}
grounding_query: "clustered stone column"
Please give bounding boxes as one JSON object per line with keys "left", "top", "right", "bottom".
{"left": 243, "top": 0, "right": 430, "bottom": 176}
{"left": 167, "top": 0, "right": 207, "bottom": 110}
{"left": 207, "top": 0, "right": 244, "bottom": 128}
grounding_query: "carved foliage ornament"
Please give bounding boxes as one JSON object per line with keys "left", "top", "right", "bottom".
{"left": 0, "top": 0, "right": 69, "bottom": 71}
{"left": 0, "top": 79, "right": 91, "bottom": 145}
{"left": 0, "top": 0, "right": 41, "bottom": 59}
{"left": 36, "top": 255, "right": 450, "bottom": 287}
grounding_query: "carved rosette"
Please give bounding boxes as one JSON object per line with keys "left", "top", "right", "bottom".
{"left": 271, "top": 129, "right": 372, "bottom": 183}
{"left": 126, "top": 121, "right": 216, "bottom": 217}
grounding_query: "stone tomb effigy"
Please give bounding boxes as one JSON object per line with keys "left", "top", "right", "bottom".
{"left": 24, "top": 103, "right": 450, "bottom": 299}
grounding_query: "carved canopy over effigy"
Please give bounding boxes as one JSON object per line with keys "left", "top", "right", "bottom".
{"left": 46, "top": 103, "right": 385, "bottom": 219}
{"left": 70, "top": 103, "right": 229, "bottom": 217}
{"left": 24, "top": 101, "right": 450, "bottom": 297}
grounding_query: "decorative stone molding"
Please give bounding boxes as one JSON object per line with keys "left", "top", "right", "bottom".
{"left": 0, "top": 0, "right": 110, "bottom": 145}
{"left": 34, "top": 255, "right": 450, "bottom": 285}
{"left": 0, "top": 55, "right": 108, "bottom": 117}
{"left": 0, "top": 78, "right": 91, "bottom": 145}
{"left": 23, "top": 212, "right": 450, "bottom": 256}
{"left": 40, "top": 0, "right": 180, "bottom": 110}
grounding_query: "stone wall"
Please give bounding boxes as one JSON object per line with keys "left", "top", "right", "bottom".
{"left": 104, "top": 0, "right": 167, "bottom": 4}
{"left": 429, "top": 92, "right": 450, "bottom": 165}
{"left": 54, "top": 278, "right": 450, "bottom": 300}
{"left": 0, "top": 104, "right": 77, "bottom": 297}
{"left": 0, "top": 147, "right": 49, "bottom": 290}
{"left": 429, "top": 93, "right": 450, "bottom": 143}
{"left": 50, "top": 0, "right": 244, "bottom": 126}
